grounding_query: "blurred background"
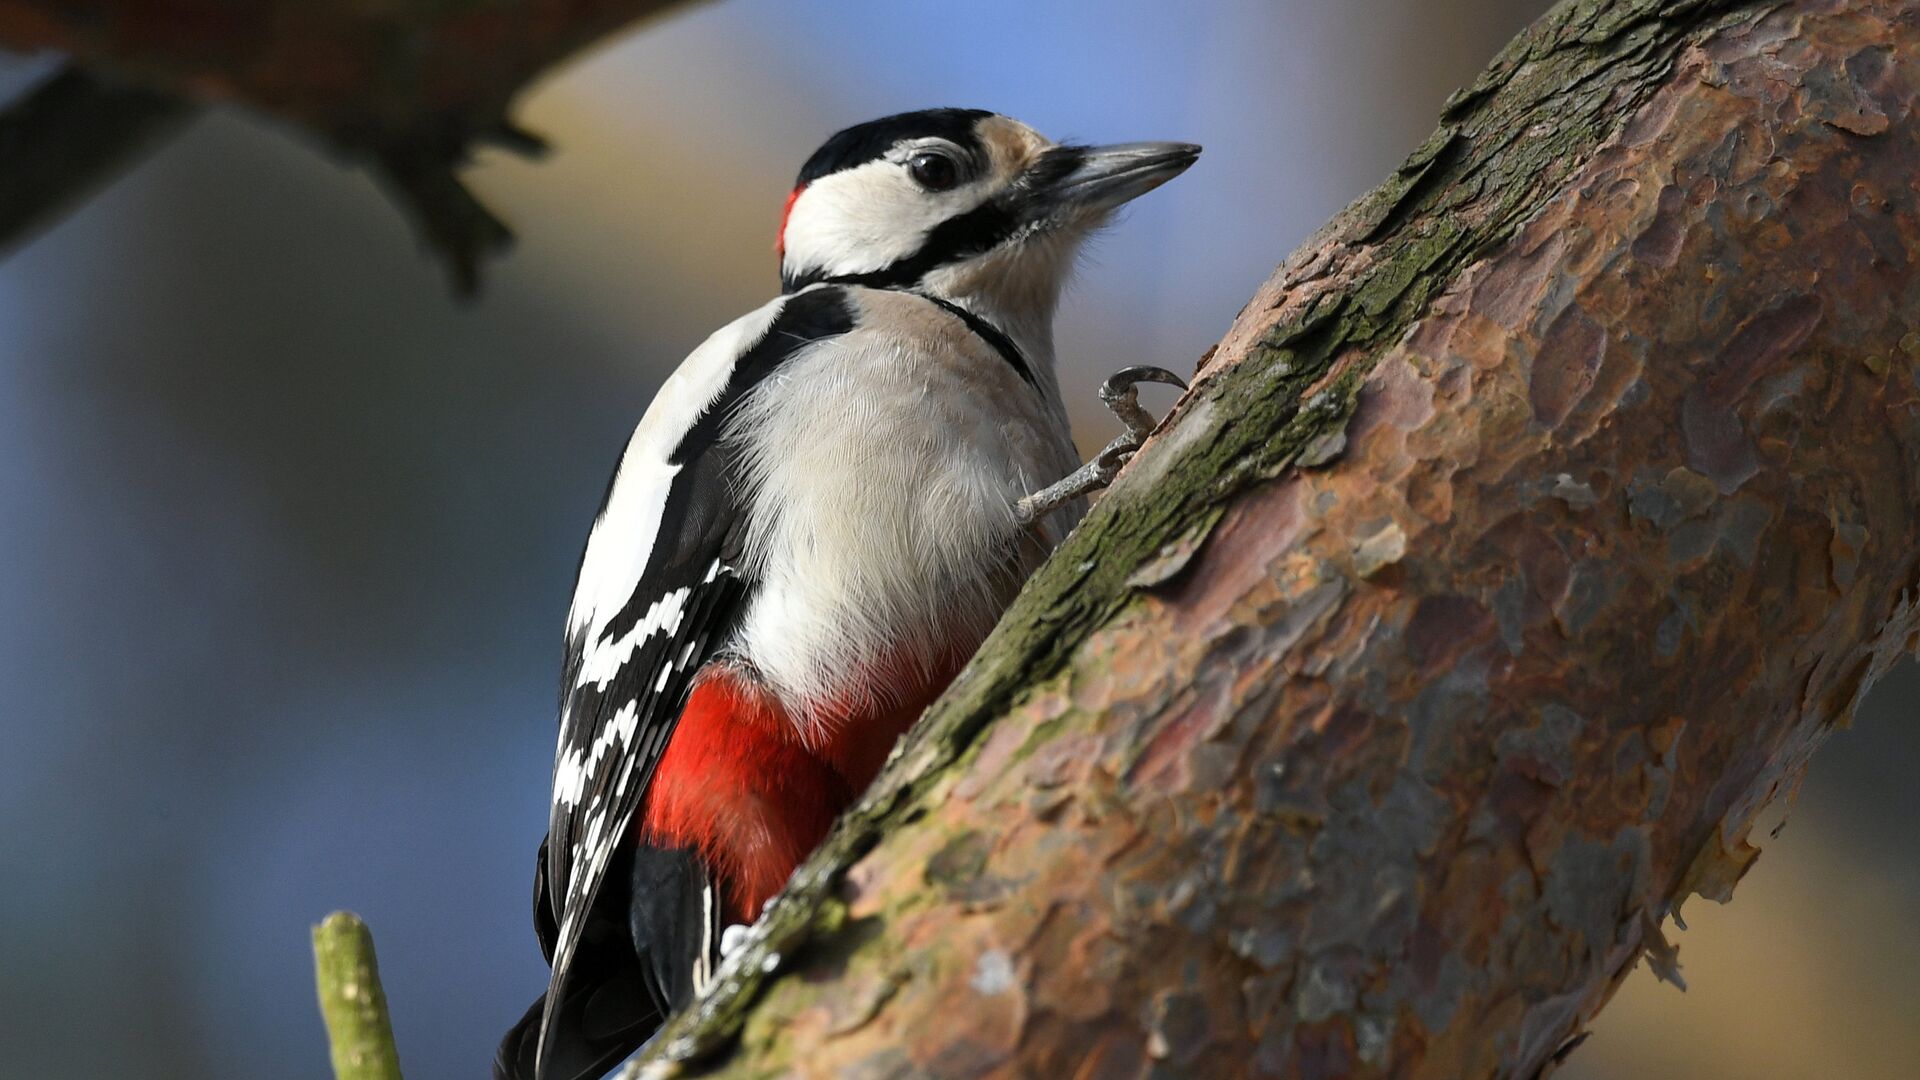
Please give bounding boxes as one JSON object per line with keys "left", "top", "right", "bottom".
{"left": 0, "top": 1, "right": 1913, "bottom": 1077}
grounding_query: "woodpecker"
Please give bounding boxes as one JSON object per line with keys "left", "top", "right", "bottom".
{"left": 497, "top": 108, "right": 1199, "bottom": 1080}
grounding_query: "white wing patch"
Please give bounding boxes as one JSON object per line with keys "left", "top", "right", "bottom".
{"left": 547, "top": 298, "right": 789, "bottom": 927}
{"left": 566, "top": 295, "right": 791, "bottom": 646}
{"left": 574, "top": 586, "right": 692, "bottom": 690}
{"left": 552, "top": 699, "right": 638, "bottom": 808}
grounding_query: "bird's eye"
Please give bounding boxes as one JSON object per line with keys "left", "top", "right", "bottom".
{"left": 907, "top": 152, "right": 960, "bottom": 192}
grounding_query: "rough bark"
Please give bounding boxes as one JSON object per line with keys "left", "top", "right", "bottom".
{"left": 0, "top": 0, "right": 700, "bottom": 289}
{"left": 622, "top": 1, "right": 1920, "bottom": 1077}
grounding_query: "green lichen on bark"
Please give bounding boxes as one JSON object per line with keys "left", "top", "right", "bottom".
{"left": 629, "top": 0, "right": 1780, "bottom": 1071}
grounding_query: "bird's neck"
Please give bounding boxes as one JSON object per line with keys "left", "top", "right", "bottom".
{"left": 921, "top": 287, "right": 1057, "bottom": 374}
{"left": 915, "top": 252, "right": 1073, "bottom": 375}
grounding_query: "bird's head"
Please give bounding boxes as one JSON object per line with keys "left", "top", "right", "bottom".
{"left": 777, "top": 108, "right": 1199, "bottom": 333}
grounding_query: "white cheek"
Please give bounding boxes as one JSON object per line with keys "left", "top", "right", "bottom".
{"left": 782, "top": 164, "right": 983, "bottom": 278}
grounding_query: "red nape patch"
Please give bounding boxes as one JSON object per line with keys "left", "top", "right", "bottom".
{"left": 640, "top": 667, "right": 850, "bottom": 922}
{"left": 775, "top": 184, "right": 805, "bottom": 257}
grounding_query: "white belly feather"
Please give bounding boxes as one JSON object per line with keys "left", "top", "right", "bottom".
{"left": 728, "top": 288, "right": 1082, "bottom": 730}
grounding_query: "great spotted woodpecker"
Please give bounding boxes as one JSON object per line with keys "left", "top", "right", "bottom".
{"left": 497, "top": 109, "right": 1199, "bottom": 1080}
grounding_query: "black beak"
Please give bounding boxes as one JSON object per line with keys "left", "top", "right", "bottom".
{"left": 1037, "top": 141, "right": 1202, "bottom": 216}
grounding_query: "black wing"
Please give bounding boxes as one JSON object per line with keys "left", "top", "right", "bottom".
{"left": 506, "top": 286, "right": 855, "bottom": 1080}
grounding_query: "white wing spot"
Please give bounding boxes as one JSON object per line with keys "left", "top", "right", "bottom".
{"left": 567, "top": 297, "right": 788, "bottom": 645}
{"left": 575, "top": 587, "right": 692, "bottom": 690}
{"left": 553, "top": 701, "right": 642, "bottom": 808}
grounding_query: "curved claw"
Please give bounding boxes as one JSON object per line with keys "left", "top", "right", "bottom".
{"left": 1099, "top": 365, "right": 1190, "bottom": 441}
{"left": 1100, "top": 365, "right": 1190, "bottom": 397}
{"left": 1015, "top": 365, "right": 1191, "bottom": 526}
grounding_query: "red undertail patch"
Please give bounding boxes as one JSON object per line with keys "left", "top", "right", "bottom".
{"left": 640, "top": 667, "right": 847, "bottom": 921}
{"left": 639, "top": 649, "right": 970, "bottom": 922}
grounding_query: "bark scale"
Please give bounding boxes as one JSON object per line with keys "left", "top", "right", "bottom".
{"left": 625, "top": 1, "right": 1920, "bottom": 1076}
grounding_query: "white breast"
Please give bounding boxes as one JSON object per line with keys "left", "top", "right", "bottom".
{"left": 728, "top": 288, "right": 1081, "bottom": 732}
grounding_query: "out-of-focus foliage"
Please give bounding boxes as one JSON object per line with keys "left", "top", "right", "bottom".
{"left": 0, "top": 2, "right": 1910, "bottom": 1078}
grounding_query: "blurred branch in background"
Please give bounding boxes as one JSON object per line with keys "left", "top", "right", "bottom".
{"left": 313, "top": 912, "right": 405, "bottom": 1080}
{"left": 0, "top": 0, "right": 703, "bottom": 291}
{"left": 0, "top": 64, "right": 194, "bottom": 254}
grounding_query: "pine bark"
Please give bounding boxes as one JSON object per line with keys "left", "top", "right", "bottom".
{"left": 624, "top": 1, "right": 1920, "bottom": 1076}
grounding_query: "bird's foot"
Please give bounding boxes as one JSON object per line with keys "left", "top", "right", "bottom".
{"left": 1015, "top": 365, "right": 1187, "bottom": 524}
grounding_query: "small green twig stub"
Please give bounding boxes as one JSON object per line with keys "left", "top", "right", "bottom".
{"left": 312, "top": 911, "right": 405, "bottom": 1080}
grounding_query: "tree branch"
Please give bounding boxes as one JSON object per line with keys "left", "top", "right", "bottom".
{"left": 0, "top": 0, "right": 701, "bottom": 290}
{"left": 0, "top": 64, "right": 194, "bottom": 255}
{"left": 621, "top": 0, "right": 1920, "bottom": 1075}
{"left": 312, "top": 911, "right": 405, "bottom": 1080}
